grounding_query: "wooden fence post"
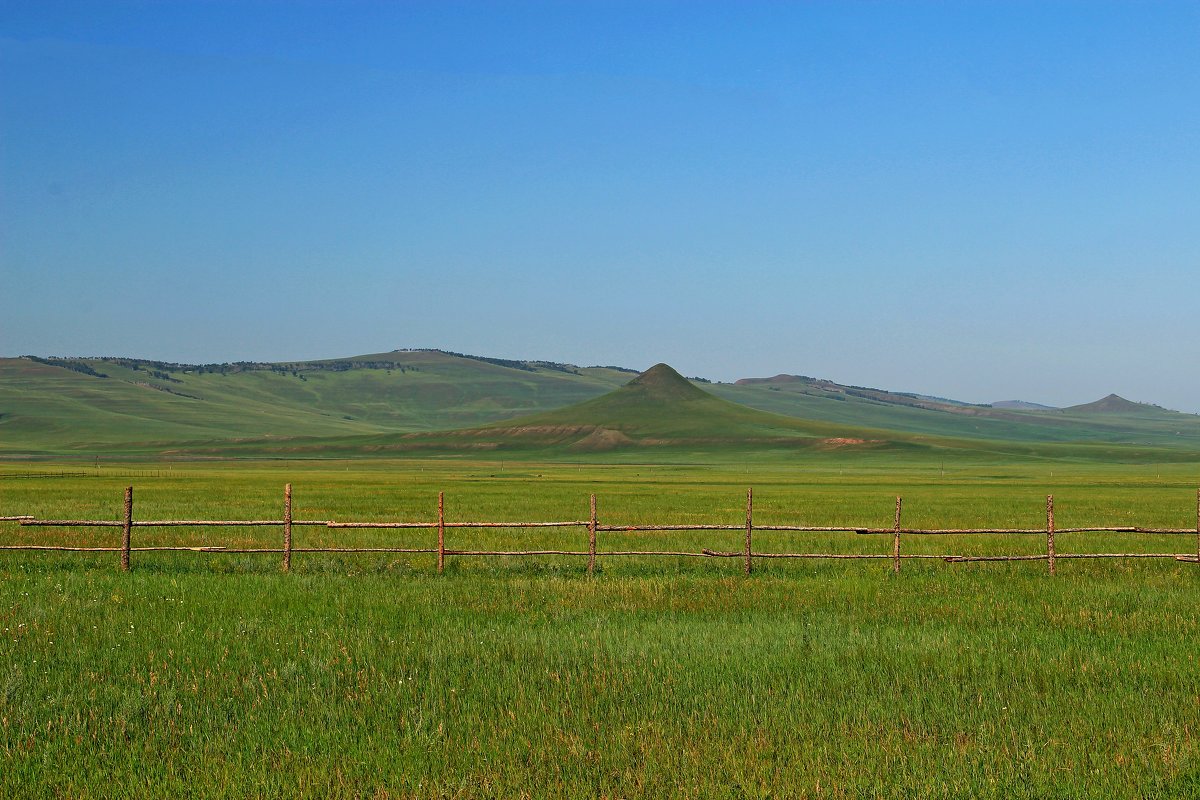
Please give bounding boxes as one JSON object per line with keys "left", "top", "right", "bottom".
{"left": 121, "top": 486, "right": 133, "bottom": 572}
{"left": 892, "top": 496, "right": 903, "bottom": 574}
{"left": 588, "top": 494, "right": 597, "bottom": 575}
{"left": 744, "top": 487, "right": 753, "bottom": 576}
{"left": 438, "top": 491, "right": 445, "bottom": 574}
{"left": 282, "top": 483, "right": 293, "bottom": 572}
{"left": 1046, "top": 495, "right": 1056, "bottom": 576}
{"left": 1195, "top": 486, "right": 1199, "bottom": 563}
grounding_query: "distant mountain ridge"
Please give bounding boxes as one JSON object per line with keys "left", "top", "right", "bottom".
{"left": 3, "top": 349, "right": 1198, "bottom": 456}
{"left": 734, "top": 373, "right": 981, "bottom": 412}
{"left": 0, "top": 350, "right": 637, "bottom": 455}
{"left": 377, "top": 363, "right": 897, "bottom": 454}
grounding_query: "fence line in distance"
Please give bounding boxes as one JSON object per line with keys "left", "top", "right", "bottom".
{"left": 4, "top": 485, "right": 1200, "bottom": 576}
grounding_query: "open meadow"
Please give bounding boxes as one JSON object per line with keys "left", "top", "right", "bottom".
{"left": 3, "top": 455, "right": 1200, "bottom": 797}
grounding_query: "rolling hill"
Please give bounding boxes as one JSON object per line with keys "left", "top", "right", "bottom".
{"left": 407, "top": 363, "right": 900, "bottom": 453}
{"left": 154, "top": 364, "right": 1200, "bottom": 465}
{"left": 0, "top": 351, "right": 633, "bottom": 456}
{"left": 154, "top": 363, "right": 934, "bottom": 459}
{"left": 3, "top": 349, "right": 1199, "bottom": 458}
{"left": 710, "top": 377, "right": 1200, "bottom": 450}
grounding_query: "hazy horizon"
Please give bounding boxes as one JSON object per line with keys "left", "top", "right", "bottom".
{"left": 7, "top": 348, "right": 1192, "bottom": 414}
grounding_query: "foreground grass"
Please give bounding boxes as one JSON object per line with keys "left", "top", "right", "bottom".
{"left": 3, "top": 458, "right": 1200, "bottom": 797}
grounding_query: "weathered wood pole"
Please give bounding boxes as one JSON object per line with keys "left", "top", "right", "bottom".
{"left": 120, "top": 486, "right": 133, "bottom": 572}
{"left": 437, "top": 491, "right": 445, "bottom": 574}
{"left": 282, "top": 483, "right": 293, "bottom": 572}
{"left": 587, "top": 493, "right": 598, "bottom": 575}
{"left": 744, "top": 487, "right": 753, "bottom": 575}
{"left": 892, "top": 495, "right": 903, "bottom": 574}
{"left": 1046, "top": 495, "right": 1056, "bottom": 576}
{"left": 1195, "top": 486, "right": 1199, "bottom": 562}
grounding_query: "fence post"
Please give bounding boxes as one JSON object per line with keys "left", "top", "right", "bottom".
{"left": 121, "top": 486, "right": 133, "bottom": 572}
{"left": 1195, "top": 487, "right": 1199, "bottom": 563}
{"left": 588, "top": 494, "right": 597, "bottom": 575}
{"left": 892, "top": 496, "right": 903, "bottom": 574}
{"left": 438, "top": 491, "right": 445, "bottom": 574}
{"left": 282, "top": 483, "right": 293, "bottom": 572}
{"left": 1046, "top": 495, "right": 1056, "bottom": 576}
{"left": 744, "top": 487, "right": 753, "bottom": 576}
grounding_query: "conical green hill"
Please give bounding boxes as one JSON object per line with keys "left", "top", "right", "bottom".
{"left": 1066, "top": 394, "right": 1159, "bottom": 415}
{"left": 462, "top": 363, "right": 887, "bottom": 449}
{"left": 618, "top": 363, "right": 713, "bottom": 402}
{"left": 538, "top": 363, "right": 732, "bottom": 433}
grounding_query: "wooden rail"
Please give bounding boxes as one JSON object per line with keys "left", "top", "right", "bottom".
{"left": 3, "top": 485, "right": 1200, "bottom": 575}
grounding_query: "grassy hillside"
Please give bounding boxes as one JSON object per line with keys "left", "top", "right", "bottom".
{"left": 123, "top": 364, "right": 893, "bottom": 459}
{"left": 0, "top": 351, "right": 633, "bottom": 456}
{"left": 714, "top": 378, "right": 1200, "bottom": 450}
{"left": 168, "top": 364, "right": 1200, "bottom": 466}
{"left": 461, "top": 363, "right": 895, "bottom": 449}
{"left": 4, "top": 350, "right": 1200, "bottom": 461}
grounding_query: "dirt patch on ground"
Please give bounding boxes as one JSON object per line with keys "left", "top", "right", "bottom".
{"left": 570, "top": 427, "right": 635, "bottom": 451}
{"left": 438, "top": 424, "right": 590, "bottom": 442}
{"left": 819, "top": 437, "right": 869, "bottom": 448}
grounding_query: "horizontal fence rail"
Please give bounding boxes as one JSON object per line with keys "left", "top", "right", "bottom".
{"left": 2, "top": 484, "right": 1199, "bottom": 575}
{"left": 21, "top": 519, "right": 333, "bottom": 527}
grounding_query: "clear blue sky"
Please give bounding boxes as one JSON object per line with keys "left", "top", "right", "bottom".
{"left": 3, "top": 1, "right": 1198, "bottom": 410}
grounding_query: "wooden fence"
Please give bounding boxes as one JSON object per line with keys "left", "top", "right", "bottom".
{"left": 4, "top": 485, "right": 1200, "bottom": 575}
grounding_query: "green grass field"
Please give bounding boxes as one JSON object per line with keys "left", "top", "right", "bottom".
{"left": 3, "top": 456, "right": 1200, "bottom": 797}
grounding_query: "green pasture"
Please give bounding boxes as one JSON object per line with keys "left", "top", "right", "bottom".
{"left": 3, "top": 457, "right": 1200, "bottom": 797}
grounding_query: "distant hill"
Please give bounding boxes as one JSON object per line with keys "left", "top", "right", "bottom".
{"left": 733, "top": 373, "right": 977, "bottom": 411}
{"left": 0, "top": 350, "right": 632, "bottom": 456}
{"left": 1066, "top": 394, "right": 1162, "bottom": 414}
{"left": 163, "top": 363, "right": 1200, "bottom": 462}
{"left": 991, "top": 400, "right": 1058, "bottom": 411}
{"left": 4, "top": 349, "right": 1200, "bottom": 458}
{"left": 367, "top": 363, "right": 905, "bottom": 455}
{"left": 715, "top": 376, "right": 1200, "bottom": 451}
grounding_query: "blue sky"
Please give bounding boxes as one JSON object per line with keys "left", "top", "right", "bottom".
{"left": 2, "top": 1, "right": 1198, "bottom": 410}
